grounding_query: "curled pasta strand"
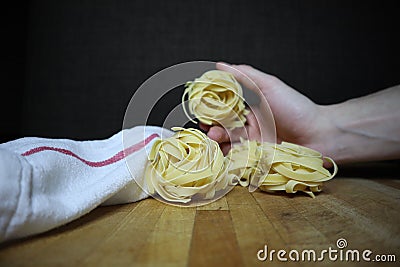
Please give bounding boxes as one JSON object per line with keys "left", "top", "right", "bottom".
{"left": 182, "top": 70, "right": 249, "bottom": 129}
{"left": 227, "top": 139, "right": 337, "bottom": 198}
{"left": 147, "top": 69, "right": 339, "bottom": 201}
{"left": 145, "top": 127, "right": 236, "bottom": 203}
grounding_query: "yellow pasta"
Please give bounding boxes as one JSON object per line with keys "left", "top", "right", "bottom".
{"left": 182, "top": 70, "right": 249, "bottom": 129}
{"left": 146, "top": 69, "right": 338, "bottom": 202}
{"left": 225, "top": 138, "right": 265, "bottom": 187}
{"left": 145, "top": 127, "right": 236, "bottom": 203}
{"left": 227, "top": 139, "right": 337, "bottom": 198}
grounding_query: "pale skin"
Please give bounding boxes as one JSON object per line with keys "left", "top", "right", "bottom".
{"left": 200, "top": 62, "right": 400, "bottom": 167}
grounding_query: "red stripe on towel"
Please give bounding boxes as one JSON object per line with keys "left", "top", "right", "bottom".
{"left": 21, "top": 133, "right": 159, "bottom": 167}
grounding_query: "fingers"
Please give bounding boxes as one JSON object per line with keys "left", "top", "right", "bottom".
{"left": 219, "top": 142, "right": 232, "bottom": 155}
{"left": 207, "top": 125, "right": 249, "bottom": 144}
{"left": 201, "top": 105, "right": 263, "bottom": 144}
{"left": 246, "top": 107, "right": 276, "bottom": 143}
{"left": 216, "top": 62, "right": 262, "bottom": 95}
{"left": 207, "top": 126, "right": 231, "bottom": 143}
{"left": 216, "top": 62, "right": 282, "bottom": 95}
{"left": 199, "top": 123, "right": 211, "bottom": 132}
{"left": 244, "top": 108, "right": 259, "bottom": 128}
{"left": 200, "top": 125, "right": 234, "bottom": 155}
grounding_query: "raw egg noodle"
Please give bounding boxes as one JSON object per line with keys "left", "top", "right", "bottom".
{"left": 145, "top": 127, "right": 236, "bottom": 203}
{"left": 182, "top": 70, "right": 249, "bottom": 129}
{"left": 147, "top": 70, "right": 337, "bottom": 202}
{"left": 225, "top": 138, "right": 266, "bottom": 187}
{"left": 227, "top": 139, "right": 338, "bottom": 198}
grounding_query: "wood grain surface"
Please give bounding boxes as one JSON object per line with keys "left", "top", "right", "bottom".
{"left": 1, "top": 177, "right": 399, "bottom": 267}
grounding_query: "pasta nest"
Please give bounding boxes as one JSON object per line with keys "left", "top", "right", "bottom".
{"left": 227, "top": 139, "right": 338, "bottom": 198}
{"left": 183, "top": 70, "right": 249, "bottom": 129}
{"left": 145, "top": 127, "right": 235, "bottom": 203}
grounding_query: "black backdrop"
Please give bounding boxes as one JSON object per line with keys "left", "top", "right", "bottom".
{"left": 2, "top": 0, "right": 400, "bottom": 142}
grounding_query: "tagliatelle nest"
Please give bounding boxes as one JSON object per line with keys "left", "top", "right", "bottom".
{"left": 227, "top": 139, "right": 338, "bottom": 198}
{"left": 145, "top": 127, "right": 236, "bottom": 203}
{"left": 182, "top": 70, "right": 249, "bottom": 129}
{"left": 145, "top": 69, "right": 338, "bottom": 202}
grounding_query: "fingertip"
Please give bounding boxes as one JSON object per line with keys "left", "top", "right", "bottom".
{"left": 207, "top": 126, "right": 229, "bottom": 143}
{"left": 220, "top": 142, "right": 232, "bottom": 156}
{"left": 199, "top": 123, "right": 211, "bottom": 132}
{"left": 216, "top": 61, "right": 230, "bottom": 66}
{"left": 216, "top": 61, "right": 232, "bottom": 71}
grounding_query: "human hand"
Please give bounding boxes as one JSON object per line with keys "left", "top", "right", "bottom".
{"left": 200, "top": 62, "right": 330, "bottom": 157}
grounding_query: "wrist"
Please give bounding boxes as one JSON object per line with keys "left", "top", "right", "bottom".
{"left": 316, "top": 101, "right": 400, "bottom": 165}
{"left": 308, "top": 104, "right": 349, "bottom": 165}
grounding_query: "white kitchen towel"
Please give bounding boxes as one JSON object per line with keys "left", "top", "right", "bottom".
{"left": 0, "top": 126, "right": 173, "bottom": 243}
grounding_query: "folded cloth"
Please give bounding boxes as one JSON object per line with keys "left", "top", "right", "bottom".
{"left": 0, "top": 126, "right": 172, "bottom": 243}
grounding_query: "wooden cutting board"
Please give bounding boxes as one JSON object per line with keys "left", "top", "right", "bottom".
{"left": 0, "top": 177, "right": 399, "bottom": 267}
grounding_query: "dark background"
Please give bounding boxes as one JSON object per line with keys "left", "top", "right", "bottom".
{"left": 2, "top": 0, "right": 400, "bottom": 143}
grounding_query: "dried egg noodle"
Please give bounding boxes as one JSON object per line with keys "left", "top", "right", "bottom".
{"left": 146, "top": 69, "right": 338, "bottom": 202}
{"left": 145, "top": 127, "right": 236, "bottom": 203}
{"left": 182, "top": 70, "right": 249, "bottom": 129}
{"left": 227, "top": 139, "right": 338, "bottom": 198}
